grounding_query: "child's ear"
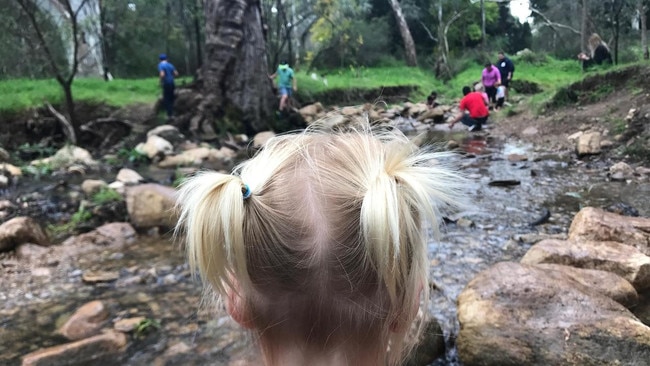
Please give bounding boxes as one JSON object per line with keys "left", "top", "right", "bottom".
{"left": 226, "top": 284, "right": 254, "bottom": 329}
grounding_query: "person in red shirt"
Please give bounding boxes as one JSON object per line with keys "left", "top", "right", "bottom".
{"left": 448, "top": 86, "right": 489, "bottom": 132}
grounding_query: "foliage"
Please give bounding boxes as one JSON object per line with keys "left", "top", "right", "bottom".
{"left": 91, "top": 187, "right": 123, "bottom": 205}
{"left": 47, "top": 204, "right": 92, "bottom": 236}
{"left": 117, "top": 148, "right": 149, "bottom": 165}
{"left": 134, "top": 318, "right": 161, "bottom": 339}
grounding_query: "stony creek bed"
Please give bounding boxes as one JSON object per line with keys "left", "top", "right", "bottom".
{"left": 1, "top": 127, "right": 649, "bottom": 366}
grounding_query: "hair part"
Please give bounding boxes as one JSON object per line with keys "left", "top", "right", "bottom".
{"left": 175, "top": 124, "right": 467, "bottom": 365}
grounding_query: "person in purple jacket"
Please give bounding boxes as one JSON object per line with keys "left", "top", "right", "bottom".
{"left": 481, "top": 62, "right": 501, "bottom": 108}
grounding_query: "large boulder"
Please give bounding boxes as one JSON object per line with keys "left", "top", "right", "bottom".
{"left": 125, "top": 184, "right": 178, "bottom": 229}
{"left": 58, "top": 301, "right": 109, "bottom": 341}
{"left": 569, "top": 207, "right": 650, "bottom": 255}
{"left": 21, "top": 330, "right": 127, "bottom": 366}
{"left": 0, "top": 217, "right": 49, "bottom": 252}
{"left": 457, "top": 262, "right": 650, "bottom": 366}
{"left": 521, "top": 239, "right": 650, "bottom": 291}
{"left": 135, "top": 135, "right": 174, "bottom": 159}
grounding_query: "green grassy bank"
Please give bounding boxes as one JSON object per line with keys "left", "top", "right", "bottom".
{"left": 0, "top": 56, "right": 608, "bottom": 113}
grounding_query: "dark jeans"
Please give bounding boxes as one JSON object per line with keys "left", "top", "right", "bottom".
{"left": 162, "top": 83, "right": 175, "bottom": 117}
{"left": 461, "top": 115, "right": 488, "bottom": 130}
{"left": 485, "top": 86, "right": 497, "bottom": 104}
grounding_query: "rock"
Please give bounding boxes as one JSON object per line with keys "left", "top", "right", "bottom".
{"left": 0, "top": 174, "right": 9, "bottom": 189}
{"left": 609, "top": 162, "right": 635, "bottom": 180}
{"left": 82, "top": 271, "right": 120, "bottom": 283}
{"left": 521, "top": 126, "right": 538, "bottom": 136}
{"left": 405, "top": 319, "right": 446, "bottom": 366}
{"left": 125, "top": 184, "right": 178, "bottom": 229}
{"left": 0, "top": 217, "right": 49, "bottom": 252}
{"left": 157, "top": 154, "right": 194, "bottom": 168}
{"left": 164, "top": 341, "right": 192, "bottom": 357}
{"left": 114, "top": 317, "right": 145, "bottom": 332}
{"left": 0, "top": 147, "right": 9, "bottom": 162}
{"left": 416, "top": 106, "right": 446, "bottom": 123}
{"left": 1, "top": 163, "right": 22, "bottom": 176}
{"left": 253, "top": 131, "right": 276, "bottom": 148}
{"left": 577, "top": 132, "right": 601, "bottom": 155}
{"left": 318, "top": 114, "right": 347, "bottom": 130}
{"left": 299, "top": 103, "right": 324, "bottom": 118}
{"left": 116, "top": 168, "right": 144, "bottom": 185}
{"left": 567, "top": 131, "right": 583, "bottom": 141}
{"left": 636, "top": 166, "right": 650, "bottom": 175}
{"left": 626, "top": 108, "right": 638, "bottom": 121}
{"left": 146, "top": 125, "right": 185, "bottom": 144}
{"left": 233, "top": 134, "right": 249, "bottom": 145}
{"left": 31, "top": 145, "right": 97, "bottom": 170}
{"left": 108, "top": 181, "right": 126, "bottom": 195}
{"left": 568, "top": 207, "right": 650, "bottom": 256}
{"left": 58, "top": 301, "right": 109, "bottom": 341}
{"left": 15, "top": 243, "right": 50, "bottom": 262}
{"left": 74, "top": 223, "right": 136, "bottom": 247}
{"left": 180, "top": 147, "right": 211, "bottom": 161}
{"left": 446, "top": 140, "right": 460, "bottom": 150}
{"left": 600, "top": 139, "right": 614, "bottom": 148}
{"left": 21, "top": 330, "right": 127, "bottom": 366}
{"left": 403, "top": 103, "right": 428, "bottom": 117}
{"left": 81, "top": 179, "right": 108, "bottom": 196}
{"left": 457, "top": 262, "right": 650, "bottom": 366}
{"left": 521, "top": 239, "right": 650, "bottom": 291}
{"left": 135, "top": 135, "right": 173, "bottom": 159}
{"left": 456, "top": 218, "right": 475, "bottom": 228}
{"left": 507, "top": 153, "right": 528, "bottom": 162}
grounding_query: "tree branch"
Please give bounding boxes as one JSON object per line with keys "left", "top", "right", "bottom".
{"left": 530, "top": 7, "right": 581, "bottom": 35}
{"left": 46, "top": 102, "right": 77, "bottom": 144}
{"left": 418, "top": 20, "right": 437, "bottom": 42}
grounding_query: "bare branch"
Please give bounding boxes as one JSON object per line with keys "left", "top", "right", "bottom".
{"left": 46, "top": 102, "right": 77, "bottom": 144}
{"left": 530, "top": 7, "right": 581, "bottom": 35}
{"left": 418, "top": 20, "right": 437, "bottom": 42}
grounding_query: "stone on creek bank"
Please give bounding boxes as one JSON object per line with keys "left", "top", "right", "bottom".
{"left": 116, "top": 168, "right": 145, "bottom": 185}
{"left": 58, "top": 301, "right": 109, "bottom": 341}
{"left": 569, "top": 207, "right": 650, "bottom": 256}
{"left": 405, "top": 319, "right": 446, "bottom": 366}
{"left": 30, "top": 145, "right": 97, "bottom": 170}
{"left": 135, "top": 135, "right": 174, "bottom": 160}
{"left": 521, "top": 239, "right": 650, "bottom": 291}
{"left": 125, "top": 184, "right": 178, "bottom": 229}
{"left": 457, "top": 262, "right": 650, "bottom": 366}
{"left": 577, "top": 131, "right": 601, "bottom": 156}
{"left": 21, "top": 330, "right": 127, "bottom": 366}
{"left": 0, "top": 217, "right": 49, "bottom": 252}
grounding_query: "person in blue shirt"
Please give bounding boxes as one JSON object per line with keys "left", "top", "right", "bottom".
{"left": 158, "top": 54, "right": 178, "bottom": 118}
{"left": 269, "top": 60, "right": 297, "bottom": 112}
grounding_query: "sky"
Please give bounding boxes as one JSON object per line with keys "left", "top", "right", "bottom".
{"left": 510, "top": 0, "right": 532, "bottom": 24}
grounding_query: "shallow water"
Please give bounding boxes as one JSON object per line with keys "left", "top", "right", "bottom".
{"left": 1, "top": 133, "right": 648, "bottom": 366}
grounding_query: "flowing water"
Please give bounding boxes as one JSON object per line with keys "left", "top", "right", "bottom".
{"left": 1, "top": 131, "right": 649, "bottom": 365}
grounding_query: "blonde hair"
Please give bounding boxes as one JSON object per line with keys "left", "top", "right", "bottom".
{"left": 589, "top": 33, "right": 608, "bottom": 57}
{"left": 175, "top": 124, "right": 466, "bottom": 365}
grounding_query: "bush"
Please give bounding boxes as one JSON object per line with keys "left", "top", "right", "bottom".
{"left": 514, "top": 49, "right": 549, "bottom": 65}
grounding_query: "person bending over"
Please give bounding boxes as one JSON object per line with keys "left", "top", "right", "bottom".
{"left": 175, "top": 124, "right": 466, "bottom": 366}
{"left": 449, "top": 86, "right": 489, "bottom": 132}
{"left": 578, "top": 33, "right": 613, "bottom": 71}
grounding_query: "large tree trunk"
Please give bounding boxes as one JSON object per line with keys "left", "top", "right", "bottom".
{"left": 641, "top": 0, "right": 649, "bottom": 60}
{"left": 195, "top": 0, "right": 275, "bottom": 138}
{"left": 581, "top": 0, "right": 589, "bottom": 52}
{"left": 388, "top": 0, "right": 417, "bottom": 67}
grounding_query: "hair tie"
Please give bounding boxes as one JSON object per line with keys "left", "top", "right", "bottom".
{"left": 242, "top": 184, "right": 252, "bottom": 200}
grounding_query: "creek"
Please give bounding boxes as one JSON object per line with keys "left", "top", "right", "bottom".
{"left": 1, "top": 127, "right": 649, "bottom": 366}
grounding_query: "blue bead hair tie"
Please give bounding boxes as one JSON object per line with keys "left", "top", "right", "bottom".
{"left": 242, "top": 184, "right": 252, "bottom": 200}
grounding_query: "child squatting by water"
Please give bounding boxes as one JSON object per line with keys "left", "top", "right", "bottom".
{"left": 175, "top": 124, "right": 467, "bottom": 366}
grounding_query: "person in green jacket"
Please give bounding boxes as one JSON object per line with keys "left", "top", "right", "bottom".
{"left": 269, "top": 60, "right": 297, "bottom": 112}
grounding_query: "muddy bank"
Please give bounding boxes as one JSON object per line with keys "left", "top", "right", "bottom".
{"left": 296, "top": 85, "right": 418, "bottom": 106}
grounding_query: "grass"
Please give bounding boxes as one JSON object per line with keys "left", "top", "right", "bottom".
{"left": 0, "top": 77, "right": 192, "bottom": 113}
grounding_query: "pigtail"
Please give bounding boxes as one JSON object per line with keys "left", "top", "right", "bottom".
{"left": 175, "top": 171, "right": 250, "bottom": 295}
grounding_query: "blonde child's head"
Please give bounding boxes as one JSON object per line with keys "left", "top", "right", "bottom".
{"left": 175, "top": 124, "right": 466, "bottom": 366}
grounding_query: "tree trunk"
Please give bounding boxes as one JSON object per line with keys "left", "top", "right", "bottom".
{"left": 480, "top": 0, "right": 486, "bottom": 50}
{"left": 641, "top": 1, "right": 649, "bottom": 59}
{"left": 197, "top": 0, "right": 275, "bottom": 138}
{"left": 62, "top": 81, "right": 80, "bottom": 141}
{"left": 388, "top": 0, "right": 417, "bottom": 67}
{"left": 581, "top": 0, "right": 589, "bottom": 52}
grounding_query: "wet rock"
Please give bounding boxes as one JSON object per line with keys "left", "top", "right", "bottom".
{"left": 488, "top": 180, "right": 520, "bottom": 187}
{"left": 405, "top": 319, "right": 445, "bottom": 366}
{"left": 67, "top": 223, "right": 137, "bottom": 248}
{"left": 58, "top": 301, "right": 109, "bottom": 341}
{"left": 116, "top": 168, "right": 144, "bottom": 185}
{"left": 21, "top": 330, "right": 127, "bottom": 366}
{"left": 445, "top": 140, "right": 460, "bottom": 150}
{"left": 513, "top": 233, "right": 567, "bottom": 244}
{"left": 457, "top": 262, "right": 650, "bottom": 366}
{"left": 606, "top": 202, "right": 640, "bottom": 217}
{"left": 600, "top": 139, "right": 614, "bottom": 149}
{"left": 253, "top": 131, "right": 276, "bottom": 148}
{"left": 0, "top": 147, "right": 9, "bottom": 162}
{"left": 0, "top": 217, "right": 49, "bottom": 252}
{"left": 521, "top": 239, "right": 650, "bottom": 291}
{"left": 30, "top": 145, "right": 97, "bottom": 170}
{"left": 1, "top": 163, "right": 22, "bottom": 176}
{"left": 81, "top": 179, "right": 108, "bottom": 196}
{"left": 82, "top": 270, "right": 120, "bottom": 283}
{"left": 577, "top": 132, "right": 601, "bottom": 155}
{"left": 135, "top": 135, "right": 174, "bottom": 159}
{"left": 125, "top": 184, "right": 178, "bottom": 229}
{"left": 164, "top": 341, "right": 192, "bottom": 357}
{"left": 416, "top": 106, "right": 446, "bottom": 123}
{"left": 114, "top": 316, "right": 145, "bottom": 332}
{"left": 507, "top": 153, "right": 528, "bottom": 162}
{"left": 456, "top": 218, "right": 475, "bottom": 228}
{"left": 568, "top": 207, "right": 650, "bottom": 255}
{"left": 146, "top": 125, "right": 185, "bottom": 145}
{"left": 637, "top": 166, "right": 650, "bottom": 175}
{"left": 567, "top": 131, "right": 583, "bottom": 141}
{"left": 609, "top": 162, "right": 635, "bottom": 181}
{"left": 402, "top": 102, "right": 428, "bottom": 118}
